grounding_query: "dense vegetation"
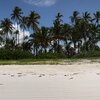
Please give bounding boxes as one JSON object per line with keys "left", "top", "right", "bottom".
{"left": 0, "top": 6, "right": 100, "bottom": 59}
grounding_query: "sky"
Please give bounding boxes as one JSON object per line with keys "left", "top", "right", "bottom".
{"left": 0, "top": 0, "right": 100, "bottom": 27}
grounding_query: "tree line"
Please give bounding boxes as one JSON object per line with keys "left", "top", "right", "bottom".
{"left": 0, "top": 6, "right": 100, "bottom": 57}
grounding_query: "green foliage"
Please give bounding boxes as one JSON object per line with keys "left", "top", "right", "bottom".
{"left": 35, "top": 52, "right": 67, "bottom": 59}
{"left": 0, "top": 49, "right": 33, "bottom": 60}
{"left": 74, "top": 51, "right": 100, "bottom": 58}
{"left": 0, "top": 6, "right": 100, "bottom": 59}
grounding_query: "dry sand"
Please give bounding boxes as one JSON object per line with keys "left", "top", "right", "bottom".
{"left": 0, "top": 62, "right": 100, "bottom": 100}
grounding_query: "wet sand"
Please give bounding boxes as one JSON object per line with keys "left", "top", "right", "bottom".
{"left": 0, "top": 63, "right": 100, "bottom": 100}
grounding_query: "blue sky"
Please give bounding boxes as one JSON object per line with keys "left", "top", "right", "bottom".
{"left": 0, "top": 0, "right": 100, "bottom": 27}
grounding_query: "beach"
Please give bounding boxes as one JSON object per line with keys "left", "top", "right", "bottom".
{"left": 0, "top": 62, "right": 100, "bottom": 100}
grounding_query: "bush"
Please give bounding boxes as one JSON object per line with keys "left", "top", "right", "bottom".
{"left": 0, "top": 49, "right": 33, "bottom": 60}
{"left": 73, "top": 51, "right": 100, "bottom": 58}
{"left": 35, "top": 52, "right": 67, "bottom": 59}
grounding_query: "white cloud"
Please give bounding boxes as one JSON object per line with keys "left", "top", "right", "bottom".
{"left": 23, "top": 0, "right": 57, "bottom": 7}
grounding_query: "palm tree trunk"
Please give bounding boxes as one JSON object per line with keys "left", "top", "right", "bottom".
{"left": 5, "top": 32, "right": 9, "bottom": 45}
{"left": 36, "top": 47, "right": 38, "bottom": 56}
{"left": 57, "top": 39, "right": 60, "bottom": 53}
{"left": 33, "top": 45, "right": 35, "bottom": 55}
{"left": 74, "top": 42, "right": 76, "bottom": 51}
{"left": 78, "top": 42, "right": 80, "bottom": 53}
{"left": 16, "top": 34, "right": 17, "bottom": 45}
{"left": 23, "top": 29, "right": 25, "bottom": 43}
{"left": 44, "top": 48, "right": 47, "bottom": 53}
{"left": 17, "top": 23, "right": 19, "bottom": 44}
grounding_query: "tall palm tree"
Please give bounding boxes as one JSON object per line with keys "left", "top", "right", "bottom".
{"left": 80, "top": 15, "right": 91, "bottom": 51}
{"left": 62, "top": 24, "right": 73, "bottom": 54}
{"left": 71, "top": 26, "right": 82, "bottom": 51}
{"left": 29, "top": 32, "right": 40, "bottom": 55}
{"left": 93, "top": 11, "right": 100, "bottom": 25}
{"left": 20, "top": 16, "right": 27, "bottom": 42}
{"left": 0, "top": 31, "right": 3, "bottom": 46}
{"left": 70, "top": 11, "right": 80, "bottom": 25}
{"left": 30, "top": 27, "right": 49, "bottom": 55}
{"left": 27, "top": 11, "right": 40, "bottom": 32}
{"left": 82, "top": 11, "right": 91, "bottom": 22}
{"left": 39, "top": 27, "right": 49, "bottom": 53}
{"left": 0, "top": 18, "right": 14, "bottom": 44}
{"left": 14, "top": 30, "right": 19, "bottom": 46}
{"left": 88, "top": 24, "right": 99, "bottom": 50}
{"left": 62, "top": 23, "right": 72, "bottom": 40}
{"left": 53, "top": 13, "right": 63, "bottom": 53}
{"left": 26, "top": 11, "right": 40, "bottom": 54}
{"left": 11, "top": 6, "right": 23, "bottom": 44}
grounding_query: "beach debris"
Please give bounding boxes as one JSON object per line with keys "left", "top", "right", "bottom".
{"left": 11, "top": 75, "right": 14, "bottom": 77}
{"left": 0, "top": 83, "right": 3, "bottom": 85}
{"left": 64, "top": 74, "right": 68, "bottom": 76}
{"left": 39, "top": 75, "right": 42, "bottom": 77}
{"left": 17, "top": 73, "right": 22, "bottom": 74}
{"left": 2, "top": 73, "right": 6, "bottom": 75}
{"left": 39, "top": 74, "right": 45, "bottom": 77}
{"left": 72, "top": 73, "right": 79, "bottom": 75}
{"left": 18, "top": 75, "right": 22, "bottom": 77}
{"left": 17, "top": 73, "right": 23, "bottom": 77}
{"left": 96, "top": 73, "right": 100, "bottom": 75}
{"left": 69, "top": 77, "right": 74, "bottom": 80}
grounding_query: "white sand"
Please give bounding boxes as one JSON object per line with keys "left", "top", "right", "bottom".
{"left": 0, "top": 63, "right": 100, "bottom": 100}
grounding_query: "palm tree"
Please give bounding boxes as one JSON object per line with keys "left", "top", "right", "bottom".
{"left": 79, "top": 14, "right": 91, "bottom": 51}
{"left": 53, "top": 13, "right": 63, "bottom": 53}
{"left": 62, "top": 23, "right": 72, "bottom": 41}
{"left": 30, "top": 27, "right": 50, "bottom": 55}
{"left": 26, "top": 11, "right": 40, "bottom": 54}
{"left": 82, "top": 11, "right": 91, "bottom": 22}
{"left": 71, "top": 26, "right": 82, "bottom": 51}
{"left": 14, "top": 30, "right": 19, "bottom": 46}
{"left": 39, "top": 27, "right": 50, "bottom": 53}
{"left": 20, "top": 16, "right": 27, "bottom": 42}
{"left": 93, "top": 11, "right": 100, "bottom": 25}
{"left": 27, "top": 11, "right": 40, "bottom": 32}
{"left": 11, "top": 6, "right": 23, "bottom": 44}
{"left": 0, "top": 31, "right": 3, "bottom": 46}
{"left": 70, "top": 11, "right": 80, "bottom": 25}
{"left": 0, "top": 18, "right": 14, "bottom": 44}
{"left": 88, "top": 24, "right": 99, "bottom": 51}
{"left": 60, "top": 24, "right": 72, "bottom": 54}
